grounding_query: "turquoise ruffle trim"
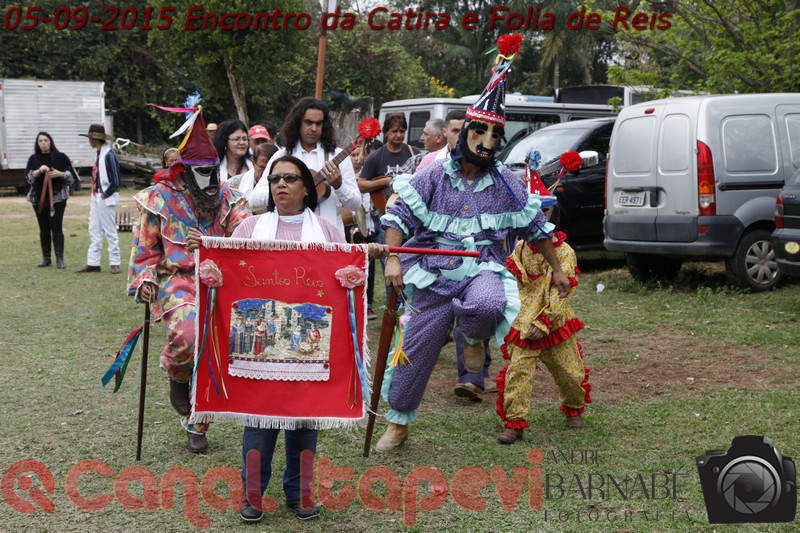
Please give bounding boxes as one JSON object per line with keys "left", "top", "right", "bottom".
{"left": 394, "top": 175, "right": 549, "bottom": 238}
{"left": 380, "top": 350, "right": 417, "bottom": 425}
{"left": 380, "top": 213, "right": 409, "bottom": 237}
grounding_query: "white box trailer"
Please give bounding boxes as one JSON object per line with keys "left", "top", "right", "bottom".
{"left": 0, "top": 79, "right": 105, "bottom": 189}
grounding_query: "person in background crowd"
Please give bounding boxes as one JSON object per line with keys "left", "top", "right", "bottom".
{"left": 25, "top": 131, "right": 76, "bottom": 269}
{"left": 350, "top": 138, "right": 383, "bottom": 320}
{"left": 248, "top": 124, "right": 272, "bottom": 152}
{"left": 214, "top": 120, "right": 253, "bottom": 182}
{"left": 415, "top": 117, "right": 449, "bottom": 173}
{"left": 230, "top": 143, "right": 279, "bottom": 213}
{"left": 206, "top": 122, "right": 218, "bottom": 141}
{"left": 75, "top": 124, "right": 121, "bottom": 274}
{"left": 153, "top": 148, "right": 180, "bottom": 185}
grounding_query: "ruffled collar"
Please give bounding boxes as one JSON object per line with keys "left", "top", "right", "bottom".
{"left": 443, "top": 157, "right": 503, "bottom": 193}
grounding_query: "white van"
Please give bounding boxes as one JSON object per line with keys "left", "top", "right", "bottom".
{"left": 604, "top": 94, "right": 800, "bottom": 291}
{"left": 378, "top": 95, "right": 616, "bottom": 149}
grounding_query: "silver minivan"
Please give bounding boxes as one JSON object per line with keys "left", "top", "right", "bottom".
{"left": 604, "top": 94, "right": 800, "bottom": 291}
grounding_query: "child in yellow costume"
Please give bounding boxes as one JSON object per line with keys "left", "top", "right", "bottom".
{"left": 496, "top": 231, "right": 591, "bottom": 444}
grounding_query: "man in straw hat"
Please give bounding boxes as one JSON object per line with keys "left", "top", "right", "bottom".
{"left": 127, "top": 103, "right": 250, "bottom": 453}
{"left": 377, "top": 34, "right": 571, "bottom": 452}
{"left": 75, "top": 124, "right": 122, "bottom": 274}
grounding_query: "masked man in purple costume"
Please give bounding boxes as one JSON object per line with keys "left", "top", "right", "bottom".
{"left": 127, "top": 108, "right": 250, "bottom": 453}
{"left": 376, "top": 35, "right": 571, "bottom": 452}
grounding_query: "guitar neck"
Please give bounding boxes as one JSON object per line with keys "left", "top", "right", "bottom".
{"left": 313, "top": 138, "right": 360, "bottom": 186}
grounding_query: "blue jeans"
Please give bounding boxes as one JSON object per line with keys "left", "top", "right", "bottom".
{"left": 454, "top": 324, "right": 491, "bottom": 388}
{"left": 241, "top": 426, "right": 317, "bottom": 504}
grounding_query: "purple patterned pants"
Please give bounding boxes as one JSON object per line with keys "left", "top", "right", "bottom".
{"left": 388, "top": 270, "right": 506, "bottom": 412}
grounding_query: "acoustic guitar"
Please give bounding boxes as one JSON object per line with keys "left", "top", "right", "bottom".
{"left": 369, "top": 179, "right": 394, "bottom": 212}
{"left": 310, "top": 133, "right": 370, "bottom": 201}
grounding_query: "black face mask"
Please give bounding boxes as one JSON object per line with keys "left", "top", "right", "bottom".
{"left": 185, "top": 164, "right": 221, "bottom": 212}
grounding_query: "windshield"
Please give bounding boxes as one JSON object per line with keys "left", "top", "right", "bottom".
{"left": 501, "top": 127, "right": 590, "bottom": 170}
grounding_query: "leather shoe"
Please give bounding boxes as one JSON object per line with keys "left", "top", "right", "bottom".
{"left": 187, "top": 431, "right": 208, "bottom": 453}
{"left": 375, "top": 422, "right": 409, "bottom": 452}
{"left": 483, "top": 377, "right": 498, "bottom": 393}
{"left": 75, "top": 264, "right": 101, "bottom": 273}
{"left": 286, "top": 500, "right": 320, "bottom": 520}
{"left": 38, "top": 257, "right": 51, "bottom": 267}
{"left": 110, "top": 265, "right": 121, "bottom": 274}
{"left": 498, "top": 427, "right": 524, "bottom": 444}
{"left": 462, "top": 341, "right": 485, "bottom": 373}
{"left": 566, "top": 414, "right": 584, "bottom": 428}
{"left": 453, "top": 382, "right": 484, "bottom": 402}
{"left": 240, "top": 501, "right": 264, "bottom": 522}
{"left": 56, "top": 257, "right": 66, "bottom": 269}
{"left": 169, "top": 380, "right": 191, "bottom": 416}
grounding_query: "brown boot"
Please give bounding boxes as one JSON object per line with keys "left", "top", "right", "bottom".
{"left": 453, "top": 382, "right": 484, "bottom": 402}
{"left": 566, "top": 414, "right": 584, "bottom": 428}
{"left": 498, "top": 427, "right": 524, "bottom": 444}
{"left": 169, "top": 380, "right": 191, "bottom": 416}
{"left": 187, "top": 431, "right": 208, "bottom": 453}
{"left": 462, "top": 341, "right": 485, "bottom": 373}
{"left": 375, "top": 423, "right": 409, "bottom": 452}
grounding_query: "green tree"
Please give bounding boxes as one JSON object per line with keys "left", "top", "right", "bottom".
{"left": 324, "top": 24, "right": 454, "bottom": 111}
{"left": 0, "top": 0, "right": 193, "bottom": 143}
{"left": 592, "top": 0, "right": 800, "bottom": 93}
{"left": 148, "top": 0, "right": 315, "bottom": 125}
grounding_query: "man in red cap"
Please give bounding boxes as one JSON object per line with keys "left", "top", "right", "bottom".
{"left": 248, "top": 124, "right": 272, "bottom": 153}
{"left": 127, "top": 108, "right": 251, "bottom": 453}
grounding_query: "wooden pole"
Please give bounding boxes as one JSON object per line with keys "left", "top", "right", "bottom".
{"left": 135, "top": 304, "right": 151, "bottom": 461}
{"left": 315, "top": 27, "right": 328, "bottom": 100}
{"left": 363, "top": 289, "right": 398, "bottom": 457}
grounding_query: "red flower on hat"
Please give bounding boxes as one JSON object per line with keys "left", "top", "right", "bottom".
{"left": 560, "top": 150, "right": 583, "bottom": 172}
{"left": 498, "top": 34, "right": 523, "bottom": 57}
{"left": 358, "top": 118, "right": 381, "bottom": 140}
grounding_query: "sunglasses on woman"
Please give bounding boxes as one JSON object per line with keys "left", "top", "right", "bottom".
{"left": 267, "top": 173, "right": 302, "bottom": 185}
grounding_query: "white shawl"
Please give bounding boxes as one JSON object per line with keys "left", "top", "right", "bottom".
{"left": 251, "top": 208, "right": 326, "bottom": 243}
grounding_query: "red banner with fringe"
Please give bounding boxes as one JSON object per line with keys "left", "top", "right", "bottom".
{"left": 191, "top": 237, "right": 370, "bottom": 430}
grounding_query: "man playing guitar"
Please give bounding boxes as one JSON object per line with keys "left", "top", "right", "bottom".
{"left": 358, "top": 113, "right": 420, "bottom": 213}
{"left": 248, "top": 97, "right": 362, "bottom": 235}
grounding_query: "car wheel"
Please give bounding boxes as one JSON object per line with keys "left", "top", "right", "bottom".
{"left": 626, "top": 254, "right": 682, "bottom": 282}
{"left": 725, "top": 229, "right": 785, "bottom": 291}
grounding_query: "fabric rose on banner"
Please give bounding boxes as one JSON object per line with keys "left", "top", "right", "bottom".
{"left": 335, "top": 265, "right": 366, "bottom": 289}
{"left": 198, "top": 259, "right": 223, "bottom": 287}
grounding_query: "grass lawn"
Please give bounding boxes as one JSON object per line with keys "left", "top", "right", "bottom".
{"left": 1, "top": 186, "right": 798, "bottom": 532}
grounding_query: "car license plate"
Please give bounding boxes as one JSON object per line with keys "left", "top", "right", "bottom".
{"left": 618, "top": 191, "right": 646, "bottom": 207}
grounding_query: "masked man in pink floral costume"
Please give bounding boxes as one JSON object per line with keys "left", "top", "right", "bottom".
{"left": 127, "top": 109, "right": 250, "bottom": 453}
{"left": 377, "top": 35, "right": 571, "bottom": 452}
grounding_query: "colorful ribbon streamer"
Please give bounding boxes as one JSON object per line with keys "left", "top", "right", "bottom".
{"left": 195, "top": 286, "right": 224, "bottom": 398}
{"left": 101, "top": 326, "right": 144, "bottom": 392}
{"left": 346, "top": 289, "right": 371, "bottom": 406}
{"left": 389, "top": 321, "right": 411, "bottom": 367}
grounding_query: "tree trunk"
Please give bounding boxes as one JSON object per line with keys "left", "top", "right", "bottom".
{"left": 224, "top": 53, "right": 249, "bottom": 125}
{"left": 553, "top": 51, "right": 560, "bottom": 90}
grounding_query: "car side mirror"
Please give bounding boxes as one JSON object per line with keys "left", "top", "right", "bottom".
{"left": 579, "top": 150, "right": 599, "bottom": 169}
